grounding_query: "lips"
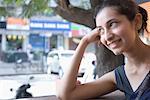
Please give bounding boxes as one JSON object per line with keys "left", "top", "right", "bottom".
{"left": 107, "top": 39, "right": 121, "bottom": 49}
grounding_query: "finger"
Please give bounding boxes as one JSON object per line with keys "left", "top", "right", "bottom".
{"left": 96, "top": 35, "right": 101, "bottom": 40}
{"left": 97, "top": 40, "right": 102, "bottom": 47}
{"left": 76, "top": 80, "right": 81, "bottom": 85}
{"left": 92, "top": 27, "right": 100, "bottom": 34}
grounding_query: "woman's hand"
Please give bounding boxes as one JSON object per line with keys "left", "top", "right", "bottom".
{"left": 83, "top": 28, "right": 101, "bottom": 45}
{"left": 76, "top": 80, "right": 81, "bottom": 85}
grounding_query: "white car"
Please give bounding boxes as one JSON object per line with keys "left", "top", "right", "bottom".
{"left": 46, "top": 50, "right": 87, "bottom": 77}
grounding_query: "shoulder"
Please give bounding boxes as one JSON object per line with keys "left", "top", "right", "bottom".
{"left": 114, "top": 65, "right": 124, "bottom": 77}
{"left": 97, "top": 70, "right": 117, "bottom": 88}
{"left": 96, "top": 65, "right": 125, "bottom": 89}
{"left": 100, "top": 65, "right": 124, "bottom": 83}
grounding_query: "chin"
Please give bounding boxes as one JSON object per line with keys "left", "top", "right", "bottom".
{"left": 112, "top": 49, "right": 123, "bottom": 55}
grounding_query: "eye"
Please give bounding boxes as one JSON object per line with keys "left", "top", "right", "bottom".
{"left": 109, "top": 21, "right": 118, "bottom": 28}
{"left": 98, "top": 28, "right": 105, "bottom": 35}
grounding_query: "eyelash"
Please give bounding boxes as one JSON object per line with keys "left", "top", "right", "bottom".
{"left": 98, "top": 21, "right": 118, "bottom": 35}
{"left": 109, "top": 21, "right": 117, "bottom": 28}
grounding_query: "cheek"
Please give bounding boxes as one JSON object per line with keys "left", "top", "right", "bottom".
{"left": 115, "top": 23, "right": 135, "bottom": 38}
{"left": 117, "top": 27, "right": 135, "bottom": 42}
{"left": 112, "top": 25, "right": 125, "bottom": 36}
{"left": 100, "top": 36, "right": 107, "bottom": 46}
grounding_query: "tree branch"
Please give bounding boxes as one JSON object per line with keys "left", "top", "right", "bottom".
{"left": 53, "top": 0, "right": 104, "bottom": 28}
{"left": 57, "top": 0, "right": 71, "bottom": 10}
{"left": 53, "top": 6, "right": 95, "bottom": 28}
{"left": 52, "top": 0, "right": 97, "bottom": 28}
{"left": 90, "top": 0, "right": 102, "bottom": 9}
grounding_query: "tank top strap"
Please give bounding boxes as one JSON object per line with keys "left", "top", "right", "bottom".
{"left": 114, "top": 65, "right": 133, "bottom": 99}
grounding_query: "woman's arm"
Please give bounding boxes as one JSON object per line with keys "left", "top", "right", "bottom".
{"left": 56, "top": 28, "right": 117, "bottom": 100}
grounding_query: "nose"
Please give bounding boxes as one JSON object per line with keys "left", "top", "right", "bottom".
{"left": 104, "top": 29, "right": 114, "bottom": 41}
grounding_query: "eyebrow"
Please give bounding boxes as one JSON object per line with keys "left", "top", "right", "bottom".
{"left": 107, "top": 19, "right": 116, "bottom": 25}
{"left": 96, "top": 18, "right": 116, "bottom": 28}
{"left": 96, "top": 26, "right": 102, "bottom": 29}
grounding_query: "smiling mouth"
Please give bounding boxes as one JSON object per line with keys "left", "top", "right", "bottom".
{"left": 107, "top": 39, "right": 121, "bottom": 48}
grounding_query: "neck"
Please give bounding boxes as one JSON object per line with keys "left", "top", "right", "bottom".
{"left": 123, "top": 37, "right": 150, "bottom": 67}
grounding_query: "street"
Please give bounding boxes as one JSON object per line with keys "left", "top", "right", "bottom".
{"left": 0, "top": 61, "right": 59, "bottom": 100}
{"left": 0, "top": 73, "right": 59, "bottom": 100}
{"left": 0, "top": 60, "right": 95, "bottom": 100}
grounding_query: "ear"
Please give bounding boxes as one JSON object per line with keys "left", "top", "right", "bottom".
{"left": 134, "top": 13, "right": 142, "bottom": 30}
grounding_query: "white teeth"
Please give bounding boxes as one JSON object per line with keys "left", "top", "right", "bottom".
{"left": 107, "top": 41, "right": 114, "bottom": 45}
{"left": 107, "top": 39, "right": 119, "bottom": 45}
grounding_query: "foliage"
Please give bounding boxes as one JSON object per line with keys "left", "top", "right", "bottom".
{"left": 0, "top": 0, "right": 53, "bottom": 18}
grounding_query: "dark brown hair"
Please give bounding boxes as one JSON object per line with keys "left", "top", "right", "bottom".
{"left": 138, "top": 6, "right": 148, "bottom": 33}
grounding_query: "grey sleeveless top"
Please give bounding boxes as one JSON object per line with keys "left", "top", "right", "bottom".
{"left": 115, "top": 65, "right": 150, "bottom": 100}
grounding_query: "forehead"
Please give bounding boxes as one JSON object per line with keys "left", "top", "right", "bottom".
{"left": 95, "top": 7, "right": 122, "bottom": 26}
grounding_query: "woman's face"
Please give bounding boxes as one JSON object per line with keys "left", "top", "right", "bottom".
{"left": 96, "top": 7, "right": 136, "bottom": 55}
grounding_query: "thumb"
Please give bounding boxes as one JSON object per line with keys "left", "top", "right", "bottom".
{"left": 76, "top": 80, "right": 81, "bottom": 85}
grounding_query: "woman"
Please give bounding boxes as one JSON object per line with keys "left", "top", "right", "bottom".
{"left": 57, "top": 0, "right": 150, "bottom": 99}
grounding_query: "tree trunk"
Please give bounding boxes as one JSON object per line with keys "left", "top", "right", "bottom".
{"left": 96, "top": 45, "right": 124, "bottom": 77}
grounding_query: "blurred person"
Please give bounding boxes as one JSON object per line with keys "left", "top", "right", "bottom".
{"left": 92, "top": 60, "right": 98, "bottom": 79}
{"left": 27, "top": 44, "right": 34, "bottom": 62}
{"left": 56, "top": 0, "right": 150, "bottom": 100}
{"left": 82, "top": 60, "right": 96, "bottom": 82}
{"left": 82, "top": 53, "right": 97, "bottom": 82}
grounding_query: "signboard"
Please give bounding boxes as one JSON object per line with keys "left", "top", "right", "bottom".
{"left": 71, "top": 23, "right": 91, "bottom": 37}
{"left": 30, "top": 20, "right": 71, "bottom": 31}
{"left": 29, "top": 34, "right": 45, "bottom": 49}
{"left": 6, "top": 17, "right": 29, "bottom": 30}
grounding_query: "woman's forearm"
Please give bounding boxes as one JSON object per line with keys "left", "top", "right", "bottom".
{"left": 61, "top": 36, "right": 89, "bottom": 94}
{"left": 57, "top": 28, "right": 100, "bottom": 99}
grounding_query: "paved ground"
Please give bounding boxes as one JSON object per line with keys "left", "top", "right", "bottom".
{"left": 0, "top": 61, "right": 58, "bottom": 100}
{"left": 0, "top": 73, "right": 59, "bottom": 99}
